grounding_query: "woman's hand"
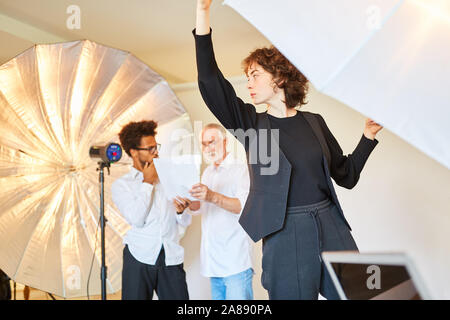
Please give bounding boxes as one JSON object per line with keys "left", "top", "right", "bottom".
{"left": 196, "top": 0, "right": 212, "bottom": 35}
{"left": 363, "top": 118, "right": 383, "bottom": 140}
{"left": 198, "top": 0, "right": 212, "bottom": 11}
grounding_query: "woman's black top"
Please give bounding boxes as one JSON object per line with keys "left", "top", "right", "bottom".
{"left": 194, "top": 29, "right": 379, "bottom": 207}
{"left": 268, "top": 112, "right": 332, "bottom": 206}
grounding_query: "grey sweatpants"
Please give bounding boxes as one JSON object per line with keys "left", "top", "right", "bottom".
{"left": 261, "top": 198, "right": 358, "bottom": 300}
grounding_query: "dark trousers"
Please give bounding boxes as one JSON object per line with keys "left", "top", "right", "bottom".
{"left": 261, "top": 198, "right": 358, "bottom": 300}
{"left": 121, "top": 245, "right": 189, "bottom": 300}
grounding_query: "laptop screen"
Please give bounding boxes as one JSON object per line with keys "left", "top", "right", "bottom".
{"left": 330, "top": 262, "right": 422, "bottom": 300}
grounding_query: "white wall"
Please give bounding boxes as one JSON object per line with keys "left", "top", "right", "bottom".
{"left": 173, "top": 77, "right": 450, "bottom": 300}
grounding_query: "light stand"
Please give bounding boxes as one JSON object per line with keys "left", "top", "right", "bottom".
{"left": 90, "top": 143, "right": 122, "bottom": 300}
{"left": 97, "top": 161, "right": 110, "bottom": 300}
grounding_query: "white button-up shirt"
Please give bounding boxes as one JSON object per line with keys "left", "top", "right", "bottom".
{"left": 190, "top": 153, "right": 252, "bottom": 278}
{"left": 111, "top": 167, "right": 191, "bottom": 266}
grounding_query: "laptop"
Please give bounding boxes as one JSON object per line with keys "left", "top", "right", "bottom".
{"left": 322, "top": 251, "right": 431, "bottom": 300}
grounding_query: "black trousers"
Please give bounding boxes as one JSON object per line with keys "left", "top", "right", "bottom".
{"left": 121, "top": 245, "right": 189, "bottom": 300}
{"left": 261, "top": 198, "right": 359, "bottom": 300}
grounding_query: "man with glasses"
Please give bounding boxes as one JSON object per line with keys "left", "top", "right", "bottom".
{"left": 185, "top": 123, "right": 253, "bottom": 300}
{"left": 111, "top": 120, "right": 192, "bottom": 300}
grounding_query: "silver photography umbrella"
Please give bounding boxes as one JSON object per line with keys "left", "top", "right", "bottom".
{"left": 0, "top": 39, "right": 194, "bottom": 298}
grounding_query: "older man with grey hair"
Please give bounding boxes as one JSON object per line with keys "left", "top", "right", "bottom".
{"left": 184, "top": 123, "right": 253, "bottom": 300}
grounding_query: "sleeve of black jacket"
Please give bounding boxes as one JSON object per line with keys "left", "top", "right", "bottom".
{"left": 193, "top": 28, "right": 257, "bottom": 132}
{"left": 317, "top": 114, "right": 379, "bottom": 189}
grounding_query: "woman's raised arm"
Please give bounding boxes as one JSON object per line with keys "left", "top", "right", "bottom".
{"left": 196, "top": 0, "right": 212, "bottom": 35}
{"left": 193, "top": 0, "right": 257, "bottom": 132}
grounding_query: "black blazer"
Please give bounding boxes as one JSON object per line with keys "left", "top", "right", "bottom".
{"left": 239, "top": 111, "right": 351, "bottom": 242}
{"left": 194, "top": 30, "right": 379, "bottom": 242}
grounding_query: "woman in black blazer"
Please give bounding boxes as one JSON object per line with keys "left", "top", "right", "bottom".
{"left": 194, "top": 0, "right": 383, "bottom": 300}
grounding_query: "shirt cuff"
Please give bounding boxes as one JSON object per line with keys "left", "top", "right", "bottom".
{"left": 361, "top": 134, "right": 379, "bottom": 149}
{"left": 176, "top": 211, "right": 192, "bottom": 227}
{"left": 192, "top": 27, "right": 212, "bottom": 38}
{"left": 353, "top": 134, "right": 379, "bottom": 166}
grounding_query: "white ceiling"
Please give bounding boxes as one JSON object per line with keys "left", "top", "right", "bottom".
{"left": 0, "top": 0, "right": 271, "bottom": 84}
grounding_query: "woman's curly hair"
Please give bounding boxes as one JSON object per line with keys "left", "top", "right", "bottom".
{"left": 243, "top": 46, "right": 309, "bottom": 108}
{"left": 118, "top": 120, "right": 158, "bottom": 157}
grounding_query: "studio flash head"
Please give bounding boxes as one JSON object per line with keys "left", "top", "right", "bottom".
{"left": 89, "top": 143, "right": 122, "bottom": 163}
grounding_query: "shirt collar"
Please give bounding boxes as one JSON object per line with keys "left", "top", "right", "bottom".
{"left": 130, "top": 166, "right": 143, "bottom": 179}
{"left": 213, "top": 152, "right": 234, "bottom": 171}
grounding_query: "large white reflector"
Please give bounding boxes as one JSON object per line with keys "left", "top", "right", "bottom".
{"left": 224, "top": 0, "right": 450, "bottom": 169}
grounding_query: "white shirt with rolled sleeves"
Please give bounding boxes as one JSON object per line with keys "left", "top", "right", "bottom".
{"left": 111, "top": 167, "right": 191, "bottom": 266}
{"left": 190, "top": 153, "right": 253, "bottom": 278}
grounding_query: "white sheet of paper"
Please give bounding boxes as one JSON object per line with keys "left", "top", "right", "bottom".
{"left": 153, "top": 155, "right": 201, "bottom": 201}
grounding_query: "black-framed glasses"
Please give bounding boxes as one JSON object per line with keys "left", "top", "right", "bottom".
{"left": 135, "top": 143, "right": 161, "bottom": 154}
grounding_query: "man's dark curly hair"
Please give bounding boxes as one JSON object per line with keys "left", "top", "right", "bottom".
{"left": 243, "top": 46, "right": 309, "bottom": 108}
{"left": 118, "top": 120, "right": 158, "bottom": 157}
